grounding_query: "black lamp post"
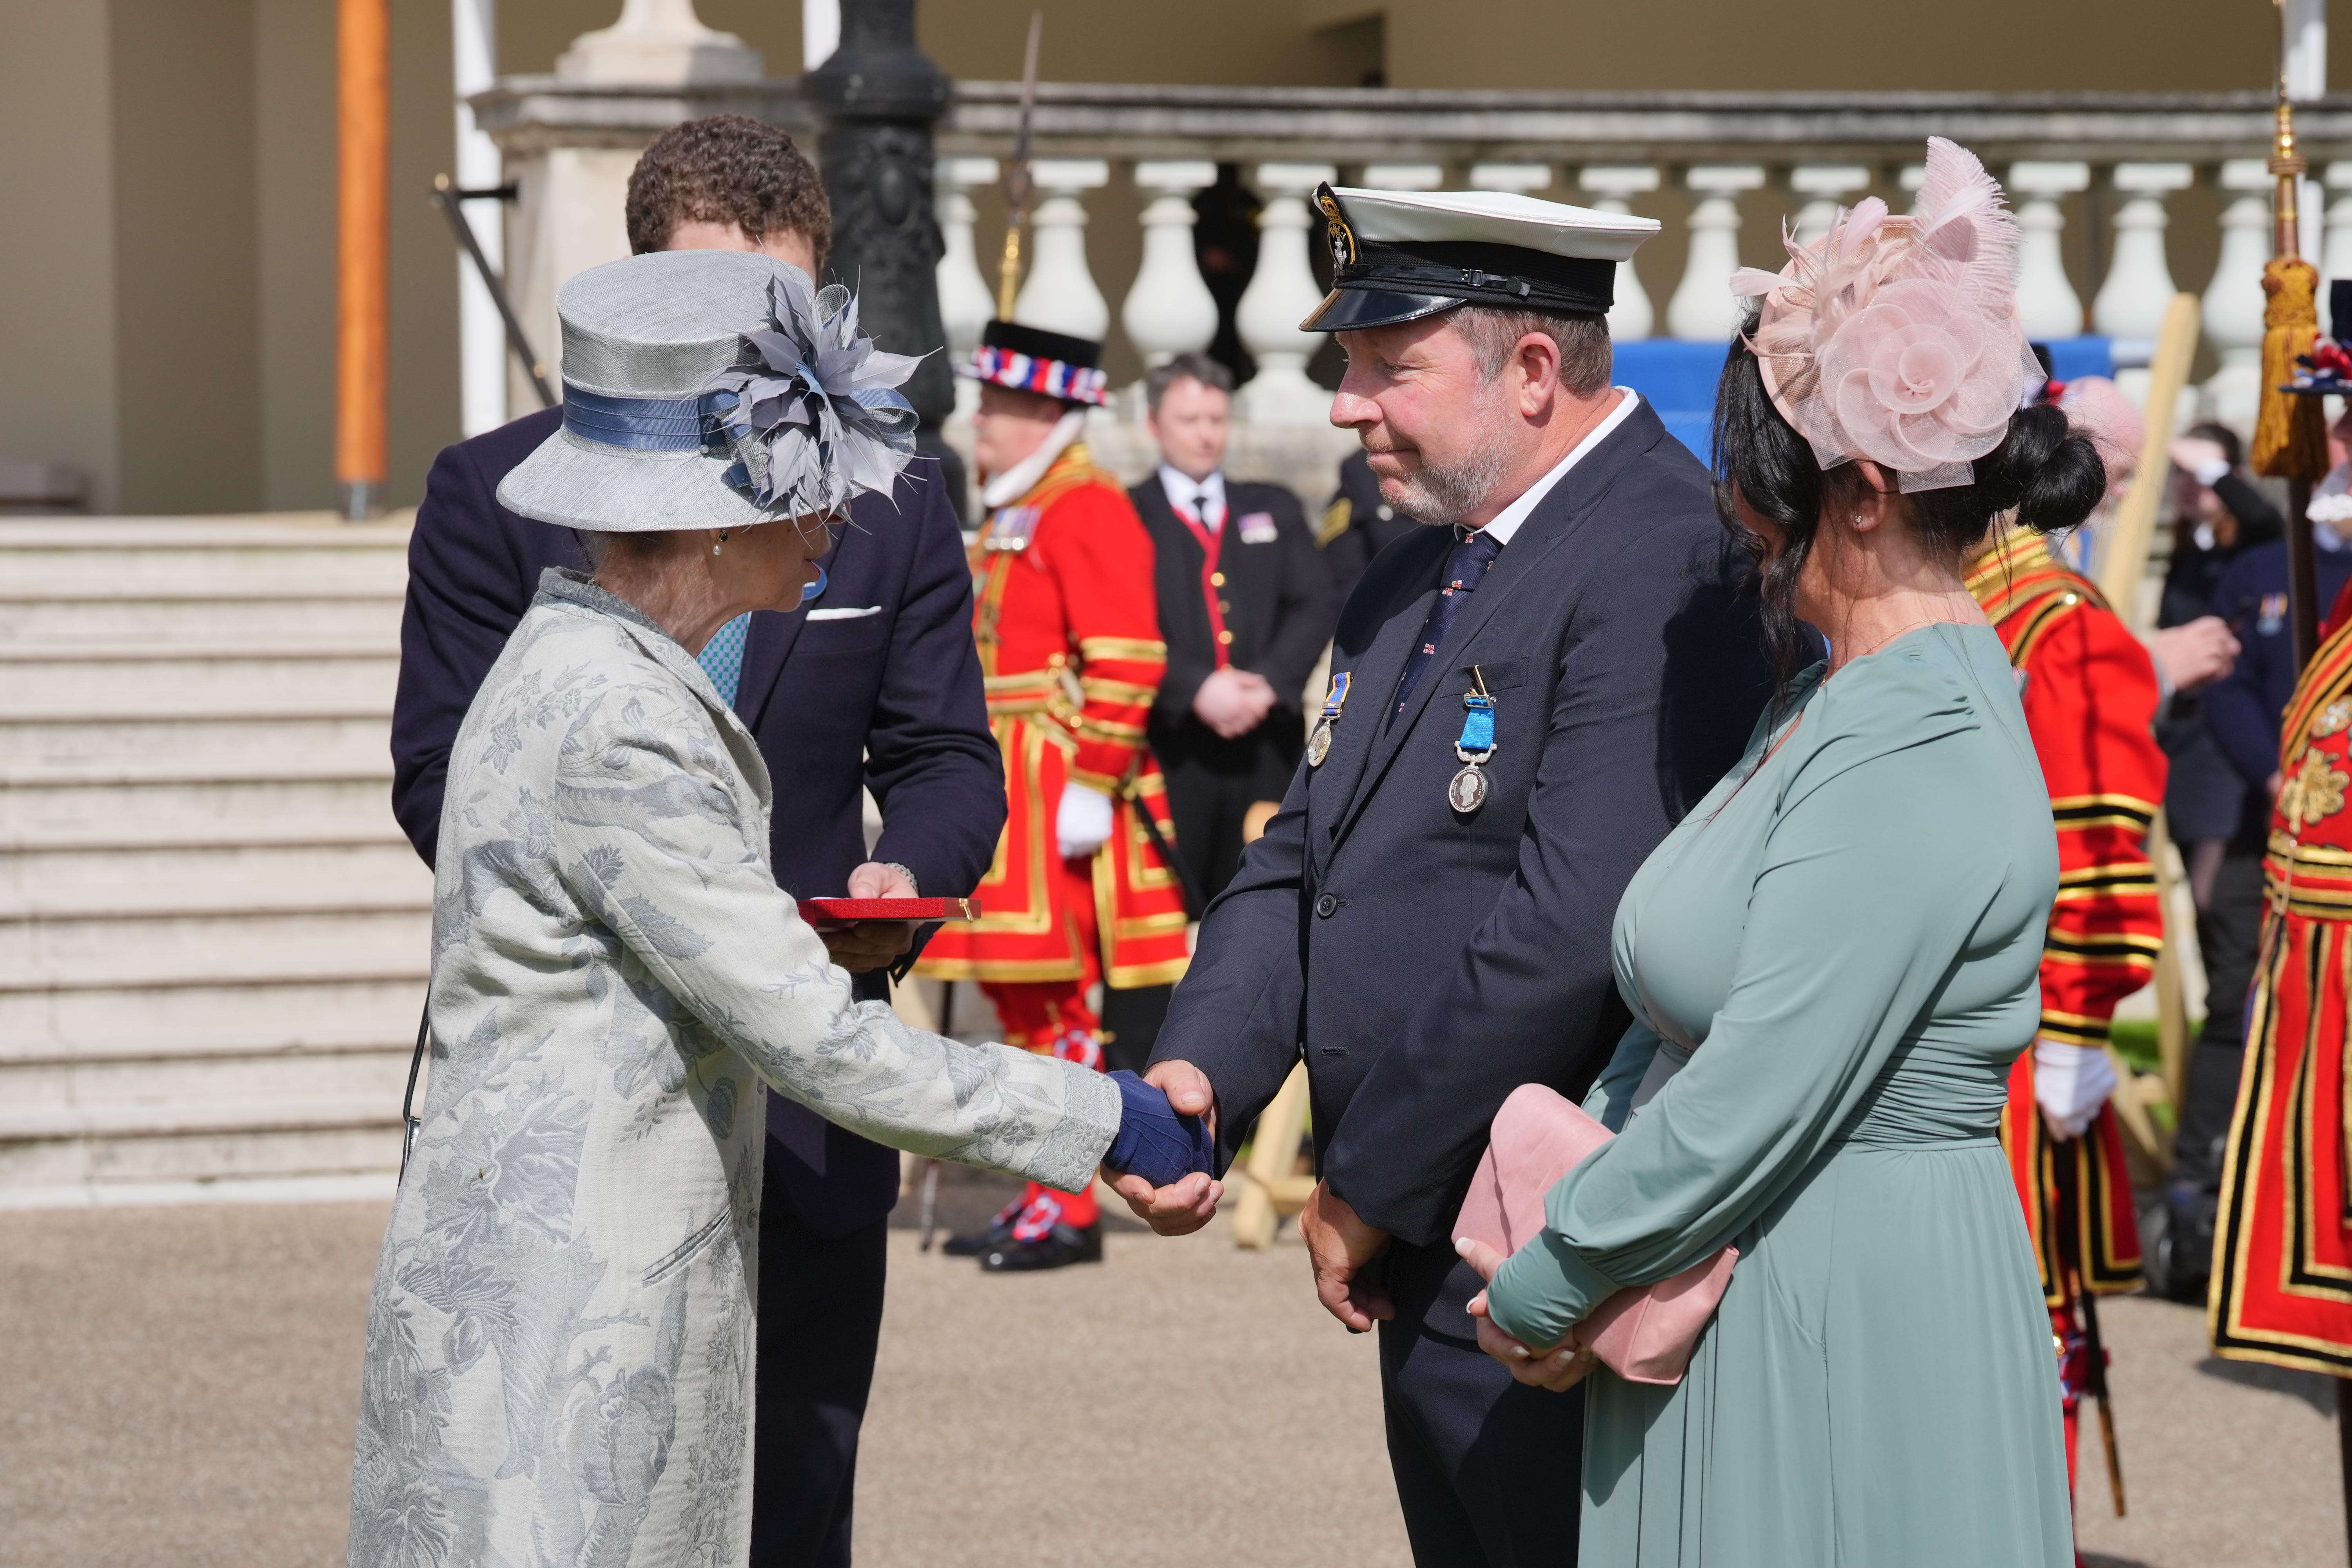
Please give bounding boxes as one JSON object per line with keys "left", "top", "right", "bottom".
{"left": 803, "top": 0, "right": 965, "bottom": 516}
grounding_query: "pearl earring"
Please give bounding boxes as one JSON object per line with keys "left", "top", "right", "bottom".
{"left": 712, "top": 530, "right": 728, "bottom": 556}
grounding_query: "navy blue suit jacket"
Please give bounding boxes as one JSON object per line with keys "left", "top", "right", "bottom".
{"left": 1149, "top": 401, "right": 1773, "bottom": 1247}
{"left": 2204, "top": 537, "right": 2352, "bottom": 830}
{"left": 390, "top": 406, "right": 1005, "bottom": 1236}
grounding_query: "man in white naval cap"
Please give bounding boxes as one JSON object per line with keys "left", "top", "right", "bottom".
{"left": 1119, "top": 184, "right": 1777, "bottom": 1560}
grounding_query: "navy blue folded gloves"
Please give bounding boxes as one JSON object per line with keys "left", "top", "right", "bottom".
{"left": 1100, "top": 1070, "right": 1216, "bottom": 1188}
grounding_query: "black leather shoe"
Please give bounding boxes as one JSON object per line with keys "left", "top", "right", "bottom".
{"left": 940, "top": 1221, "right": 1013, "bottom": 1258}
{"left": 979, "top": 1223, "right": 1103, "bottom": 1272}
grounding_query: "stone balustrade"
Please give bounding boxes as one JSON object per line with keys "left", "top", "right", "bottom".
{"left": 474, "top": 78, "right": 2352, "bottom": 439}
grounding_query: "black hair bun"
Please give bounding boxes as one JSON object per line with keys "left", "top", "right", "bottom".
{"left": 1981, "top": 403, "right": 2107, "bottom": 535}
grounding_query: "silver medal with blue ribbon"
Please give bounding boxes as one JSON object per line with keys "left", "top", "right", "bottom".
{"left": 1447, "top": 666, "right": 1496, "bottom": 813}
{"left": 1307, "top": 670, "right": 1350, "bottom": 767}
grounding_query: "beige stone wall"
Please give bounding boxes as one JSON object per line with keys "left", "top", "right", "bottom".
{"left": 0, "top": 0, "right": 2337, "bottom": 516}
{"left": 0, "top": 2, "right": 123, "bottom": 511}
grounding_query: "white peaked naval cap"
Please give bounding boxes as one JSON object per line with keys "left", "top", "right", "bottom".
{"left": 1303, "top": 183, "right": 1662, "bottom": 332}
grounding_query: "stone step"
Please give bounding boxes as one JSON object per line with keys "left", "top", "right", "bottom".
{"left": 0, "top": 907, "right": 431, "bottom": 984}
{"left": 0, "top": 1095, "right": 404, "bottom": 1188}
{"left": 0, "top": 712, "right": 395, "bottom": 770}
{"left": 3, "top": 1041, "right": 412, "bottom": 1121}
{"left": 0, "top": 972, "right": 427, "bottom": 1042}
{"left": 0, "top": 590, "right": 405, "bottom": 646}
{"left": 0, "top": 516, "right": 412, "bottom": 597}
{"left": 0, "top": 646, "right": 398, "bottom": 715}
{"left": 0, "top": 812, "right": 413, "bottom": 856}
{"left": 0, "top": 875, "right": 429, "bottom": 924}
{"left": 0, "top": 773, "right": 396, "bottom": 836}
{"left": 0, "top": 838, "right": 426, "bottom": 902}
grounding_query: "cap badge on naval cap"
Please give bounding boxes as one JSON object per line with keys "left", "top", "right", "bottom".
{"left": 1315, "top": 183, "right": 1359, "bottom": 275}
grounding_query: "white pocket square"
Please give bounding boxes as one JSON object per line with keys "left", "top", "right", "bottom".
{"left": 805, "top": 605, "right": 883, "bottom": 621}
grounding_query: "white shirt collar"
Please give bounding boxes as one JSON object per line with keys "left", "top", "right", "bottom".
{"left": 1477, "top": 389, "right": 1641, "bottom": 547}
{"left": 1158, "top": 464, "right": 1226, "bottom": 530}
{"left": 979, "top": 409, "right": 1089, "bottom": 512}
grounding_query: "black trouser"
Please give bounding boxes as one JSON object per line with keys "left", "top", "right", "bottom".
{"left": 1156, "top": 715, "right": 1301, "bottom": 904}
{"left": 1376, "top": 1239, "right": 1583, "bottom": 1567}
{"left": 749, "top": 1152, "right": 891, "bottom": 1568}
{"left": 2174, "top": 843, "right": 2268, "bottom": 1196}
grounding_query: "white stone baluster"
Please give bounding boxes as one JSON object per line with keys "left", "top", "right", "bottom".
{"left": 1362, "top": 163, "right": 1445, "bottom": 192}
{"left": 934, "top": 157, "right": 998, "bottom": 421}
{"left": 2323, "top": 162, "right": 2352, "bottom": 337}
{"left": 1470, "top": 163, "right": 1553, "bottom": 194}
{"left": 1666, "top": 165, "right": 1762, "bottom": 342}
{"left": 1790, "top": 165, "right": 1871, "bottom": 246}
{"left": 2008, "top": 162, "right": 2090, "bottom": 339}
{"left": 1011, "top": 159, "right": 1111, "bottom": 341}
{"left": 555, "top": 0, "right": 760, "bottom": 83}
{"left": 1899, "top": 164, "right": 1926, "bottom": 215}
{"left": 1121, "top": 161, "right": 1219, "bottom": 390}
{"left": 1579, "top": 166, "right": 1659, "bottom": 342}
{"left": 2200, "top": 160, "right": 2275, "bottom": 433}
{"left": 2091, "top": 163, "right": 2191, "bottom": 351}
{"left": 1235, "top": 162, "right": 1339, "bottom": 426}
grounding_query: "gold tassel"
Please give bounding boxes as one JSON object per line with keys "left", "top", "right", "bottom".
{"left": 2251, "top": 254, "right": 2331, "bottom": 481}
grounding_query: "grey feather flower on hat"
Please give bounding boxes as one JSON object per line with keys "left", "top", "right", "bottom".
{"left": 704, "top": 269, "right": 926, "bottom": 517}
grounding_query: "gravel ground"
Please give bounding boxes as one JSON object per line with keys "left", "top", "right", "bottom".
{"left": 2, "top": 1194, "right": 2343, "bottom": 1567}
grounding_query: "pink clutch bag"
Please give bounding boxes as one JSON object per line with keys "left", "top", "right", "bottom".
{"left": 1455, "top": 1082, "right": 1737, "bottom": 1386}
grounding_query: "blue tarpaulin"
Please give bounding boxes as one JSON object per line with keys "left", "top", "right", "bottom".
{"left": 1610, "top": 335, "right": 2118, "bottom": 468}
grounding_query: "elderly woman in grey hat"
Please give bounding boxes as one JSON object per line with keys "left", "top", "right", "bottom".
{"left": 346, "top": 250, "right": 1209, "bottom": 1568}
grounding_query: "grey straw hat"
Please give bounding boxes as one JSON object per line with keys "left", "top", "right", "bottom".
{"left": 498, "top": 248, "right": 923, "bottom": 534}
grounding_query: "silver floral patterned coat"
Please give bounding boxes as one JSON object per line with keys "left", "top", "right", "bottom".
{"left": 348, "top": 570, "right": 1120, "bottom": 1568}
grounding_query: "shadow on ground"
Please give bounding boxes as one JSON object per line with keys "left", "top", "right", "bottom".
{"left": 2198, "top": 1352, "right": 2340, "bottom": 1417}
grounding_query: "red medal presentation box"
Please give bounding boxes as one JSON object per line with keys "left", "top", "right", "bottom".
{"left": 799, "top": 897, "right": 980, "bottom": 922}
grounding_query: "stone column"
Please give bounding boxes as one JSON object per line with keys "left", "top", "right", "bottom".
{"left": 934, "top": 156, "right": 997, "bottom": 420}
{"left": 451, "top": 0, "right": 505, "bottom": 437}
{"left": 2324, "top": 161, "right": 2352, "bottom": 338}
{"left": 803, "top": 0, "right": 960, "bottom": 508}
{"left": 1011, "top": 159, "right": 1111, "bottom": 339}
{"left": 474, "top": 3, "right": 789, "bottom": 419}
{"left": 1361, "top": 163, "right": 1444, "bottom": 192}
{"left": 1789, "top": 165, "right": 1870, "bottom": 247}
{"left": 1470, "top": 163, "right": 1553, "bottom": 194}
{"left": 1666, "top": 164, "right": 1762, "bottom": 343}
{"left": 2200, "top": 159, "right": 2274, "bottom": 433}
{"left": 2091, "top": 163, "right": 2191, "bottom": 347}
{"left": 1235, "top": 162, "right": 1339, "bottom": 426}
{"left": 1578, "top": 166, "right": 1658, "bottom": 342}
{"left": 2009, "top": 161, "right": 2090, "bottom": 340}
{"left": 1121, "top": 160, "right": 1219, "bottom": 383}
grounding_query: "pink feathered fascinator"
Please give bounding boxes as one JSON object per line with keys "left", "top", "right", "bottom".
{"left": 1455, "top": 1083, "right": 1737, "bottom": 1385}
{"left": 1730, "top": 136, "right": 2043, "bottom": 494}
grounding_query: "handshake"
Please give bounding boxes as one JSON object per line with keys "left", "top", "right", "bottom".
{"left": 1095, "top": 1064, "right": 1225, "bottom": 1232}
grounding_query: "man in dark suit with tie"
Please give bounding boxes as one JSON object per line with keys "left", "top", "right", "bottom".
{"left": 1112, "top": 184, "right": 1774, "bottom": 1564}
{"left": 1128, "top": 352, "right": 1340, "bottom": 907}
{"left": 389, "top": 115, "right": 1003, "bottom": 1568}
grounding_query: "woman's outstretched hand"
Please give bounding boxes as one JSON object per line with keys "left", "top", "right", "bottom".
{"left": 1456, "top": 1236, "right": 1598, "bottom": 1394}
{"left": 1099, "top": 1070, "right": 1216, "bottom": 1188}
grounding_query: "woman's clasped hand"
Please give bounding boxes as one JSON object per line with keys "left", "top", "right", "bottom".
{"left": 1098, "top": 1070, "right": 1216, "bottom": 1188}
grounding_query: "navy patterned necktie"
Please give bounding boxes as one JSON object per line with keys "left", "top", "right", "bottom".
{"left": 1387, "top": 528, "right": 1503, "bottom": 728}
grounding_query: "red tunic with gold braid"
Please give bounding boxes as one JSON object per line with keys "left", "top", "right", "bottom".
{"left": 1968, "top": 532, "right": 2161, "bottom": 1313}
{"left": 915, "top": 441, "right": 1192, "bottom": 994}
{"left": 1967, "top": 530, "right": 2164, "bottom": 1498}
{"left": 2211, "top": 615, "right": 2352, "bottom": 1375}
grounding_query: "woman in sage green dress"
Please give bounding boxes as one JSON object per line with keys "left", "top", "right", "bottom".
{"left": 1465, "top": 140, "right": 2104, "bottom": 1565}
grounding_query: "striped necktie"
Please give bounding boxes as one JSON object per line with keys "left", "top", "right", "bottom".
{"left": 1387, "top": 528, "right": 1501, "bottom": 728}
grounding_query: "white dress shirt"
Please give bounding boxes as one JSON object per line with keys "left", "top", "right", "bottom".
{"left": 1478, "top": 388, "right": 1643, "bottom": 546}
{"left": 1158, "top": 464, "right": 1227, "bottom": 532}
